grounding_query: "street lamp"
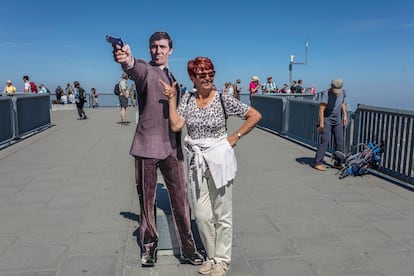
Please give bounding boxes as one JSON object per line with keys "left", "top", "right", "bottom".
{"left": 289, "top": 41, "right": 309, "bottom": 83}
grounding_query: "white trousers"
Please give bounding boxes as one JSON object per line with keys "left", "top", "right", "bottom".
{"left": 189, "top": 168, "right": 233, "bottom": 264}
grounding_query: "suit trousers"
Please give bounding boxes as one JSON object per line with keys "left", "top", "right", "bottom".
{"left": 135, "top": 154, "right": 197, "bottom": 256}
{"left": 314, "top": 120, "right": 344, "bottom": 165}
{"left": 189, "top": 168, "right": 233, "bottom": 264}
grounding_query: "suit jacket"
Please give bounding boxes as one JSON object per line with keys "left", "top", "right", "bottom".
{"left": 126, "top": 59, "right": 183, "bottom": 160}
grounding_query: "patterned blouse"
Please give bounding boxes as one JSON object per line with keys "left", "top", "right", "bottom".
{"left": 177, "top": 91, "right": 249, "bottom": 140}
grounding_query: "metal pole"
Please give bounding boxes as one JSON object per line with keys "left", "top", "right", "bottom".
{"left": 305, "top": 41, "right": 308, "bottom": 65}
{"left": 288, "top": 41, "right": 309, "bottom": 84}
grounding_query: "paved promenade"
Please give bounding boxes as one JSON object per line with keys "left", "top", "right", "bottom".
{"left": 1, "top": 107, "right": 414, "bottom": 276}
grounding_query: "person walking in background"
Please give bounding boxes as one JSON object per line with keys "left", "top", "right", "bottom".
{"left": 73, "top": 81, "right": 88, "bottom": 120}
{"left": 4, "top": 80, "right": 17, "bottom": 94}
{"left": 233, "top": 79, "right": 242, "bottom": 100}
{"left": 314, "top": 79, "right": 347, "bottom": 171}
{"left": 111, "top": 31, "right": 203, "bottom": 267}
{"left": 65, "top": 83, "right": 74, "bottom": 97}
{"left": 91, "top": 87, "right": 99, "bottom": 108}
{"left": 162, "top": 57, "right": 262, "bottom": 276}
{"left": 55, "top": 85, "right": 64, "bottom": 102}
{"left": 296, "top": 79, "right": 305, "bottom": 93}
{"left": 23, "top": 75, "right": 31, "bottom": 93}
{"left": 118, "top": 72, "right": 129, "bottom": 124}
{"left": 290, "top": 80, "right": 297, "bottom": 94}
{"left": 128, "top": 81, "right": 136, "bottom": 107}
{"left": 248, "top": 76, "right": 260, "bottom": 102}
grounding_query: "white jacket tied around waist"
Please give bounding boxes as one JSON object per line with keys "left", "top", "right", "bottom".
{"left": 184, "top": 135, "right": 237, "bottom": 189}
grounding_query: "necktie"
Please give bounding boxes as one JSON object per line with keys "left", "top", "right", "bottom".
{"left": 163, "top": 67, "right": 173, "bottom": 85}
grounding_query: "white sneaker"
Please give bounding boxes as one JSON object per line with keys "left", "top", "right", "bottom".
{"left": 198, "top": 259, "right": 214, "bottom": 275}
{"left": 211, "top": 262, "right": 229, "bottom": 276}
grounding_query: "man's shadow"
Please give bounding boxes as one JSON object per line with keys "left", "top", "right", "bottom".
{"left": 297, "top": 156, "right": 335, "bottom": 169}
{"left": 296, "top": 157, "right": 315, "bottom": 168}
{"left": 120, "top": 183, "right": 205, "bottom": 259}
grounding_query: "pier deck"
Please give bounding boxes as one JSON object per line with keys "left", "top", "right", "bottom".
{"left": 0, "top": 107, "right": 413, "bottom": 276}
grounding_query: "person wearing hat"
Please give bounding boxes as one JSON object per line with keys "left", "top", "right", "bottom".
{"left": 118, "top": 72, "right": 129, "bottom": 125}
{"left": 314, "top": 79, "right": 347, "bottom": 171}
{"left": 4, "top": 80, "right": 17, "bottom": 94}
{"left": 263, "top": 76, "right": 277, "bottom": 94}
{"left": 248, "top": 76, "right": 260, "bottom": 102}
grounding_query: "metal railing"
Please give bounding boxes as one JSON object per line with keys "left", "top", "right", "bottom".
{"left": 352, "top": 104, "right": 414, "bottom": 183}
{"left": 0, "top": 97, "right": 14, "bottom": 145}
{"left": 251, "top": 94, "right": 414, "bottom": 185}
{"left": 0, "top": 94, "right": 51, "bottom": 148}
{"left": 3, "top": 92, "right": 413, "bottom": 185}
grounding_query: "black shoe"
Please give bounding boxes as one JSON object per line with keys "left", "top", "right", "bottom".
{"left": 141, "top": 248, "right": 157, "bottom": 267}
{"left": 181, "top": 251, "right": 204, "bottom": 265}
{"left": 83, "top": 116, "right": 88, "bottom": 120}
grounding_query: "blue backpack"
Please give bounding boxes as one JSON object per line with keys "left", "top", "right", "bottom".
{"left": 337, "top": 142, "right": 384, "bottom": 179}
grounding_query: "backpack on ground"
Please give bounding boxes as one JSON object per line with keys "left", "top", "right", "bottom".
{"left": 336, "top": 142, "right": 384, "bottom": 179}
{"left": 30, "top": 82, "right": 38, "bottom": 93}
{"left": 114, "top": 83, "right": 120, "bottom": 95}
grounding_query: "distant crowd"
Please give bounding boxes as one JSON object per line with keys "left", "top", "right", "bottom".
{"left": 2, "top": 75, "right": 101, "bottom": 108}
{"left": 219, "top": 76, "right": 316, "bottom": 101}
{"left": 2, "top": 74, "right": 316, "bottom": 108}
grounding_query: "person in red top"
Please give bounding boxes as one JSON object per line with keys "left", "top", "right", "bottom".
{"left": 248, "top": 76, "right": 260, "bottom": 103}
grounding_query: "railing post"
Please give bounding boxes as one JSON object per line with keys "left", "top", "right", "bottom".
{"left": 281, "top": 97, "right": 289, "bottom": 135}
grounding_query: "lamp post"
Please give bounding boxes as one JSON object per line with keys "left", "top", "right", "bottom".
{"left": 289, "top": 41, "right": 308, "bottom": 83}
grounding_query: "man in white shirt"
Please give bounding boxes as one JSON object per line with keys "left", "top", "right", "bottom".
{"left": 262, "top": 76, "right": 277, "bottom": 94}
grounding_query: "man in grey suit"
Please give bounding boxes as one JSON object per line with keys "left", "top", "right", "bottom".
{"left": 112, "top": 31, "right": 203, "bottom": 267}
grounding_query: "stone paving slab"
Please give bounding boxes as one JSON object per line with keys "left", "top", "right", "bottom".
{"left": 0, "top": 107, "right": 414, "bottom": 276}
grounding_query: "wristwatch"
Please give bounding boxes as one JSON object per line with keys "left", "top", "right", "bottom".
{"left": 237, "top": 132, "right": 242, "bottom": 139}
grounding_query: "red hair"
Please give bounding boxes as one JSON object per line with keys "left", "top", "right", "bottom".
{"left": 187, "top": 57, "right": 214, "bottom": 78}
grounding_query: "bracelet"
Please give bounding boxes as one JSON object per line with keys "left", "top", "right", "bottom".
{"left": 236, "top": 132, "right": 242, "bottom": 139}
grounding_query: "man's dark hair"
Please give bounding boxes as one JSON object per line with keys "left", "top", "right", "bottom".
{"left": 149, "top": 31, "right": 172, "bottom": 49}
{"left": 23, "top": 75, "right": 29, "bottom": 81}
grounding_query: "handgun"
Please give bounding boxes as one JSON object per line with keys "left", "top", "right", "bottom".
{"left": 105, "top": 35, "right": 125, "bottom": 47}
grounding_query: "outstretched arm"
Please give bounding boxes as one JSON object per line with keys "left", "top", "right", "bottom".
{"left": 112, "top": 44, "right": 134, "bottom": 70}
{"left": 161, "top": 79, "right": 186, "bottom": 132}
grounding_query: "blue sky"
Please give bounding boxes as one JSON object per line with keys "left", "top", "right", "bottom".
{"left": 1, "top": 0, "right": 413, "bottom": 110}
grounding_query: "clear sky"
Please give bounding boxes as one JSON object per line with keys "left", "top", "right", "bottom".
{"left": 1, "top": 0, "right": 413, "bottom": 111}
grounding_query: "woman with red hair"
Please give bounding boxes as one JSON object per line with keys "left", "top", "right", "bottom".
{"left": 162, "top": 57, "right": 261, "bottom": 276}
